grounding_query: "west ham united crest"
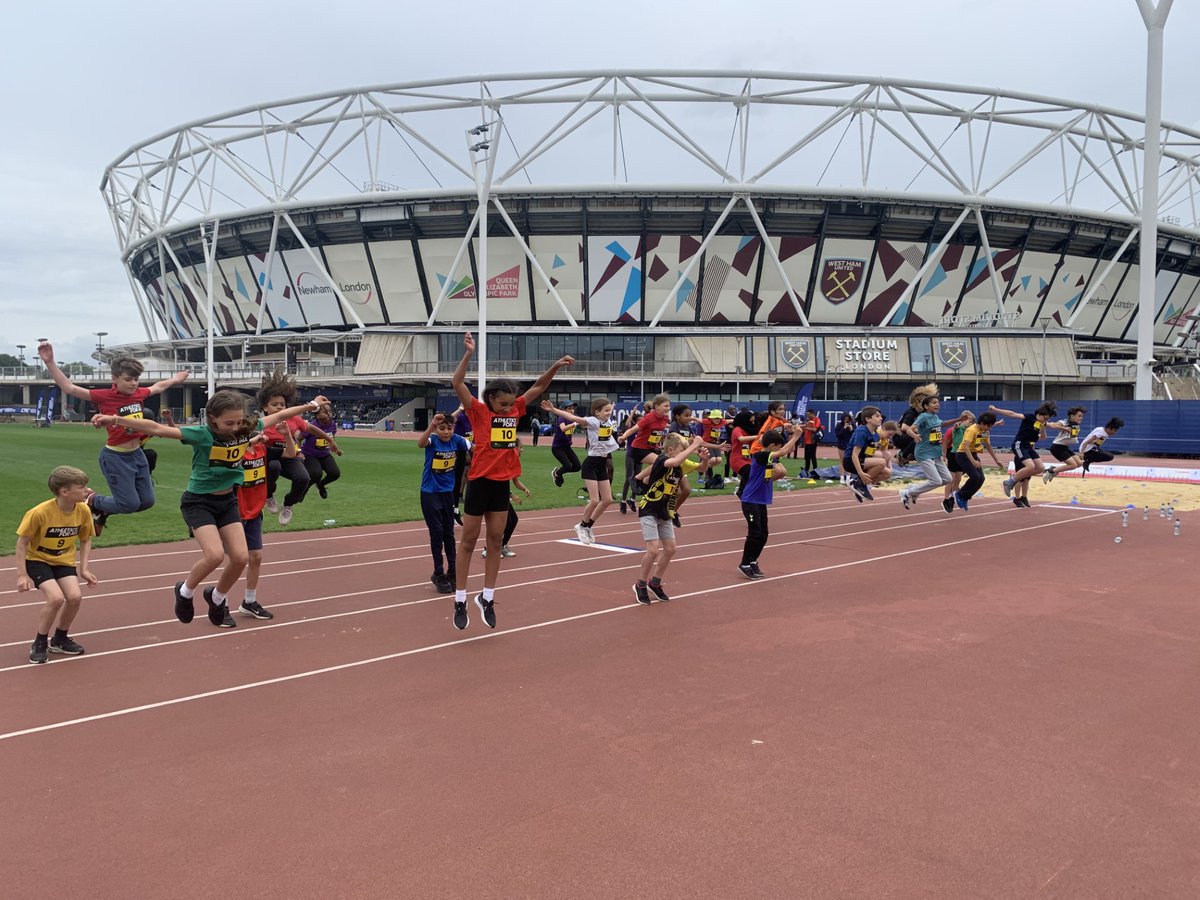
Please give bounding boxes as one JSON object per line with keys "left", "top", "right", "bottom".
{"left": 780, "top": 338, "right": 810, "bottom": 369}
{"left": 938, "top": 339, "right": 968, "bottom": 370}
{"left": 820, "top": 258, "right": 864, "bottom": 304}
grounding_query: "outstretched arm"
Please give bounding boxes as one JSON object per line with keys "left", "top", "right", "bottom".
{"left": 769, "top": 428, "right": 804, "bottom": 461}
{"left": 147, "top": 371, "right": 190, "bottom": 395}
{"left": 261, "top": 396, "right": 329, "bottom": 429}
{"left": 522, "top": 354, "right": 575, "bottom": 404}
{"left": 36, "top": 342, "right": 92, "bottom": 401}
{"left": 664, "top": 436, "right": 704, "bottom": 467}
{"left": 91, "top": 414, "right": 182, "bottom": 441}
{"left": 539, "top": 400, "right": 589, "bottom": 426}
{"left": 988, "top": 404, "right": 1022, "bottom": 419}
{"left": 451, "top": 333, "right": 476, "bottom": 409}
{"left": 417, "top": 412, "right": 447, "bottom": 448}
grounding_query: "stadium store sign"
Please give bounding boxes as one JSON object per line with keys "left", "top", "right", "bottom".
{"left": 825, "top": 337, "right": 906, "bottom": 373}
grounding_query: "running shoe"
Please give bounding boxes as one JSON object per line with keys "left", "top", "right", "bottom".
{"left": 953, "top": 491, "right": 969, "bottom": 512}
{"left": 853, "top": 479, "right": 875, "bottom": 502}
{"left": 265, "top": 497, "right": 279, "bottom": 514}
{"left": 474, "top": 594, "right": 496, "bottom": 629}
{"left": 633, "top": 583, "right": 652, "bottom": 605}
{"left": 748, "top": 562, "right": 765, "bottom": 579}
{"left": 672, "top": 513, "right": 682, "bottom": 527}
{"left": 173, "top": 580, "right": 195, "bottom": 624}
{"left": 203, "top": 587, "right": 236, "bottom": 628}
{"left": 1043, "top": 468, "right": 1056, "bottom": 484}
{"left": 238, "top": 601, "right": 274, "bottom": 620}
{"left": 899, "top": 489, "right": 911, "bottom": 510}
{"left": 737, "top": 563, "right": 756, "bottom": 579}
{"left": 1002, "top": 478, "right": 1014, "bottom": 498}
{"left": 584, "top": 527, "right": 596, "bottom": 545}
{"left": 1017, "top": 497, "right": 1032, "bottom": 508}
{"left": 1012, "top": 497, "right": 1023, "bottom": 508}
{"left": 848, "top": 480, "right": 865, "bottom": 503}
{"left": 49, "top": 633, "right": 85, "bottom": 655}
{"left": 619, "top": 501, "right": 627, "bottom": 515}
{"left": 574, "top": 523, "right": 593, "bottom": 545}
{"left": 942, "top": 497, "right": 954, "bottom": 515}
{"left": 500, "top": 546, "right": 516, "bottom": 558}
{"left": 317, "top": 483, "right": 329, "bottom": 499}
{"left": 552, "top": 467, "right": 564, "bottom": 488}
{"left": 28, "top": 638, "right": 48, "bottom": 665}
{"left": 453, "top": 600, "right": 468, "bottom": 630}
{"left": 279, "top": 506, "right": 294, "bottom": 526}
{"left": 646, "top": 581, "right": 670, "bottom": 602}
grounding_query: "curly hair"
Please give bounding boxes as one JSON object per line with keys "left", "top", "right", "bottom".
{"left": 257, "top": 367, "right": 298, "bottom": 408}
{"left": 907, "top": 383, "right": 939, "bottom": 408}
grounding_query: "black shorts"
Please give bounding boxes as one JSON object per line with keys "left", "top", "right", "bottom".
{"left": 630, "top": 445, "right": 658, "bottom": 467}
{"left": 581, "top": 455, "right": 612, "bottom": 482}
{"left": 242, "top": 513, "right": 264, "bottom": 551}
{"left": 26, "top": 561, "right": 77, "bottom": 587}
{"left": 181, "top": 491, "right": 241, "bottom": 531}
{"left": 946, "top": 450, "right": 962, "bottom": 473}
{"left": 463, "top": 477, "right": 511, "bottom": 516}
{"left": 1049, "top": 444, "right": 1075, "bottom": 463}
{"left": 1012, "top": 441, "right": 1040, "bottom": 464}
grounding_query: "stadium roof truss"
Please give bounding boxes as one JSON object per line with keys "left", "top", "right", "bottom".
{"left": 100, "top": 71, "right": 1200, "bottom": 345}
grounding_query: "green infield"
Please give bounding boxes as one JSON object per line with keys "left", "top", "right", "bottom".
{"left": 0, "top": 424, "right": 837, "bottom": 549}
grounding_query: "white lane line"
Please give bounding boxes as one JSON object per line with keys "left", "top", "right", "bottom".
{"left": 556, "top": 539, "right": 640, "bottom": 554}
{"left": 0, "top": 510, "right": 1109, "bottom": 736}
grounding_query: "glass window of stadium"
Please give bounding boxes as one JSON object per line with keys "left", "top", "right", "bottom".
{"left": 439, "top": 334, "right": 656, "bottom": 364}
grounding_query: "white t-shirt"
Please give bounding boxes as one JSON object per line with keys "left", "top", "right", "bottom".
{"left": 584, "top": 416, "right": 619, "bottom": 457}
{"left": 1080, "top": 426, "right": 1110, "bottom": 452}
{"left": 1052, "top": 419, "right": 1082, "bottom": 447}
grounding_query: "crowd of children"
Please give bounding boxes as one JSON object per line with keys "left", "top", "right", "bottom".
{"left": 15, "top": 333, "right": 1135, "bottom": 659}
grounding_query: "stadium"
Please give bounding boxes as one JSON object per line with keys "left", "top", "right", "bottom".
{"left": 72, "top": 72, "right": 1200, "bottom": 425}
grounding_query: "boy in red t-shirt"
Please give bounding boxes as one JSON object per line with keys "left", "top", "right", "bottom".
{"left": 39, "top": 340, "right": 188, "bottom": 536}
{"left": 449, "top": 332, "right": 573, "bottom": 631}
{"left": 234, "top": 427, "right": 274, "bottom": 621}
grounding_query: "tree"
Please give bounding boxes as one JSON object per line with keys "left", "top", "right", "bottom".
{"left": 62, "top": 362, "right": 97, "bottom": 376}
{"left": 0, "top": 353, "right": 22, "bottom": 367}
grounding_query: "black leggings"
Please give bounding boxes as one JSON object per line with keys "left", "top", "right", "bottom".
{"left": 420, "top": 491, "right": 457, "bottom": 575}
{"left": 740, "top": 502, "right": 769, "bottom": 565}
{"left": 302, "top": 455, "right": 341, "bottom": 498}
{"left": 803, "top": 443, "right": 818, "bottom": 473}
{"left": 955, "top": 453, "right": 985, "bottom": 501}
{"left": 620, "top": 449, "right": 638, "bottom": 502}
{"left": 552, "top": 445, "right": 581, "bottom": 475}
{"left": 1083, "top": 448, "right": 1114, "bottom": 468}
{"left": 503, "top": 504, "right": 519, "bottom": 546}
{"left": 453, "top": 450, "right": 469, "bottom": 509}
{"left": 266, "top": 451, "right": 310, "bottom": 507}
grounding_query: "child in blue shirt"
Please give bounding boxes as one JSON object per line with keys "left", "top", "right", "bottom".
{"left": 418, "top": 412, "right": 469, "bottom": 594}
{"left": 737, "top": 426, "right": 802, "bottom": 579}
{"left": 842, "top": 406, "right": 885, "bottom": 502}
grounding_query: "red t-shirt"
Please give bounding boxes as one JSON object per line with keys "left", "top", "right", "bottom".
{"left": 466, "top": 395, "right": 527, "bottom": 482}
{"left": 803, "top": 419, "right": 820, "bottom": 446}
{"left": 750, "top": 415, "right": 788, "bottom": 453}
{"left": 237, "top": 442, "right": 268, "bottom": 520}
{"left": 631, "top": 410, "right": 670, "bottom": 450}
{"left": 90, "top": 386, "right": 153, "bottom": 447}
{"left": 262, "top": 415, "right": 306, "bottom": 451}
{"left": 730, "top": 427, "right": 752, "bottom": 473}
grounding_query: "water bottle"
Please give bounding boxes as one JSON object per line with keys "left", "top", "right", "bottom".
{"left": 1160, "top": 504, "right": 1167, "bottom": 518}
{"left": 1121, "top": 510, "right": 1128, "bottom": 527}
{"left": 323, "top": 518, "right": 337, "bottom": 527}
{"left": 1143, "top": 506, "right": 1150, "bottom": 521}
{"left": 1175, "top": 519, "right": 1182, "bottom": 537}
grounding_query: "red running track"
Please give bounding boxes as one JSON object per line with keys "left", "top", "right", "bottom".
{"left": 1, "top": 488, "right": 1197, "bottom": 898}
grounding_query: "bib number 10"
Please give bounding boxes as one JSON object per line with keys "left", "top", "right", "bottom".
{"left": 491, "top": 426, "right": 517, "bottom": 447}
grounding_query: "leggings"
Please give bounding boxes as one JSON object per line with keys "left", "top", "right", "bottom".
{"left": 503, "top": 504, "right": 519, "bottom": 545}
{"left": 266, "top": 451, "right": 310, "bottom": 507}
{"left": 803, "top": 443, "right": 818, "bottom": 473}
{"left": 302, "top": 454, "right": 341, "bottom": 498}
{"left": 954, "top": 453, "right": 985, "bottom": 501}
{"left": 453, "top": 450, "right": 469, "bottom": 509}
{"left": 620, "top": 449, "right": 638, "bottom": 503}
{"left": 1083, "top": 448, "right": 1114, "bottom": 468}
{"left": 420, "top": 491, "right": 457, "bottom": 575}
{"left": 552, "top": 445, "right": 581, "bottom": 475}
{"left": 740, "top": 502, "right": 769, "bottom": 565}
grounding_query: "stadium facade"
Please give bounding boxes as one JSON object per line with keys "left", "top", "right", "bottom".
{"left": 95, "top": 72, "right": 1200, "bottom": 415}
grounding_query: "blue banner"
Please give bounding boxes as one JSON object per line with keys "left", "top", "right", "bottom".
{"left": 792, "top": 382, "right": 815, "bottom": 419}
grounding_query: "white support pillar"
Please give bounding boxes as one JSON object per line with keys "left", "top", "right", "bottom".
{"left": 256, "top": 214, "right": 281, "bottom": 336}
{"left": 201, "top": 219, "right": 220, "bottom": 398}
{"left": 280, "top": 212, "right": 367, "bottom": 328}
{"left": 1065, "top": 228, "right": 1139, "bottom": 328}
{"left": 1135, "top": 0, "right": 1175, "bottom": 399}
{"left": 648, "top": 194, "right": 740, "bottom": 327}
{"left": 491, "top": 198, "right": 579, "bottom": 327}
{"left": 742, "top": 196, "right": 809, "bottom": 327}
{"left": 878, "top": 205, "right": 972, "bottom": 327}
{"left": 972, "top": 207, "right": 1008, "bottom": 319}
{"left": 425, "top": 206, "right": 482, "bottom": 326}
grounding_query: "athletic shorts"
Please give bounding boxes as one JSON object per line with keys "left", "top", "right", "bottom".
{"left": 1012, "top": 441, "right": 1040, "bottom": 464}
{"left": 25, "top": 561, "right": 77, "bottom": 588}
{"left": 1049, "top": 444, "right": 1075, "bottom": 463}
{"left": 181, "top": 491, "right": 241, "bottom": 531}
{"left": 639, "top": 515, "right": 675, "bottom": 543}
{"left": 630, "top": 446, "right": 657, "bottom": 468}
{"left": 463, "top": 477, "right": 512, "bottom": 516}
{"left": 242, "top": 513, "right": 264, "bottom": 551}
{"left": 581, "top": 455, "right": 612, "bottom": 482}
{"left": 946, "top": 450, "right": 962, "bottom": 473}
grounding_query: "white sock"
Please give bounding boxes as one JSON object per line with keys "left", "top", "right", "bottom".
{"left": 180, "top": 583, "right": 195, "bottom": 599}
{"left": 455, "top": 589, "right": 466, "bottom": 604}
{"left": 244, "top": 589, "right": 257, "bottom": 605}
{"left": 482, "top": 587, "right": 495, "bottom": 603}
{"left": 213, "top": 588, "right": 228, "bottom": 606}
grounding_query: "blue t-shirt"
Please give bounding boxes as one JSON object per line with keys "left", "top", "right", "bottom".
{"left": 842, "top": 424, "right": 879, "bottom": 462}
{"left": 740, "top": 450, "right": 776, "bottom": 505}
{"left": 421, "top": 434, "right": 468, "bottom": 493}
{"left": 913, "top": 412, "right": 945, "bottom": 462}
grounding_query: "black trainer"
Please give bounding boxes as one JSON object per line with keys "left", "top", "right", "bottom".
{"left": 452, "top": 508, "right": 463, "bottom": 526}
{"left": 647, "top": 581, "right": 670, "bottom": 602}
{"left": 173, "top": 580, "right": 195, "bottom": 623}
{"left": 237, "top": 600, "right": 274, "bottom": 620}
{"left": 203, "top": 587, "right": 236, "bottom": 628}
{"left": 317, "top": 483, "right": 328, "bottom": 499}
{"left": 49, "top": 634, "right": 85, "bottom": 655}
{"left": 748, "top": 562, "right": 765, "bottom": 579}
{"left": 474, "top": 594, "right": 496, "bottom": 629}
{"left": 93, "top": 510, "right": 109, "bottom": 537}
{"left": 1017, "top": 497, "right": 1032, "bottom": 508}
{"left": 453, "top": 600, "right": 468, "bottom": 630}
{"left": 29, "top": 638, "right": 48, "bottom": 665}
{"left": 738, "top": 563, "right": 756, "bottom": 579}
{"left": 672, "top": 513, "right": 682, "bottom": 527}
{"left": 633, "top": 583, "right": 652, "bottom": 605}
{"left": 552, "top": 467, "right": 564, "bottom": 488}
{"left": 942, "top": 496, "right": 954, "bottom": 514}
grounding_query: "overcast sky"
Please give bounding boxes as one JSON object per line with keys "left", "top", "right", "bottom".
{"left": 0, "top": 0, "right": 1195, "bottom": 365}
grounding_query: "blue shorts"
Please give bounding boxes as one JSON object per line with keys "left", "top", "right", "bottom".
{"left": 1012, "top": 441, "right": 1040, "bottom": 464}
{"left": 242, "top": 513, "right": 264, "bottom": 551}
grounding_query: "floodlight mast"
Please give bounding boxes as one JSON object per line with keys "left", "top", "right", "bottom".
{"left": 1135, "top": 0, "right": 1174, "bottom": 400}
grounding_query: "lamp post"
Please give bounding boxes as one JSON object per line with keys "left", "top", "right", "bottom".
{"left": 16, "top": 344, "right": 25, "bottom": 366}
{"left": 95, "top": 332, "right": 108, "bottom": 354}
{"left": 1039, "top": 317, "right": 1051, "bottom": 401}
{"left": 1019, "top": 357, "right": 1027, "bottom": 402}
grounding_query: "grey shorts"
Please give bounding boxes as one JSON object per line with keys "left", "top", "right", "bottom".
{"left": 639, "top": 515, "right": 675, "bottom": 543}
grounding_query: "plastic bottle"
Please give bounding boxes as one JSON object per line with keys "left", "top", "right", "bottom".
{"left": 1143, "top": 506, "right": 1150, "bottom": 521}
{"left": 1121, "top": 510, "right": 1128, "bottom": 527}
{"left": 1175, "top": 519, "right": 1182, "bottom": 537}
{"left": 323, "top": 518, "right": 337, "bottom": 527}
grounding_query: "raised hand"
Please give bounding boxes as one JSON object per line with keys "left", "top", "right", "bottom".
{"left": 464, "top": 333, "right": 476, "bottom": 353}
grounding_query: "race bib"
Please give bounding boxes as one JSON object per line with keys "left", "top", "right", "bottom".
{"left": 864, "top": 445, "right": 876, "bottom": 456}
{"left": 431, "top": 452, "right": 455, "bottom": 471}
{"left": 1071, "top": 426, "right": 1079, "bottom": 437}
{"left": 598, "top": 425, "right": 612, "bottom": 439}
{"left": 741, "top": 445, "right": 750, "bottom": 458}
{"left": 242, "top": 461, "right": 267, "bottom": 486}
{"left": 315, "top": 438, "right": 329, "bottom": 449}
{"left": 648, "top": 432, "right": 663, "bottom": 445}
{"left": 209, "top": 438, "right": 247, "bottom": 468}
{"left": 490, "top": 417, "right": 519, "bottom": 449}
{"left": 563, "top": 423, "right": 576, "bottom": 436}
{"left": 971, "top": 437, "right": 984, "bottom": 452}
{"left": 929, "top": 430, "right": 942, "bottom": 443}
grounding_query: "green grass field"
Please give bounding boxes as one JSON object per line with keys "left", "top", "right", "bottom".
{"left": 0, "top": 424, "right": 839, "bottom": 549}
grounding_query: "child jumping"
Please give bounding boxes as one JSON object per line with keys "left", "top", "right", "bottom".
{"left": 549, "top": 400, "right": 582, "bottom": 487}
{"left": 952, "top": 411, "right": 1003, "bottom": 511}
{"left": 450, "top": 332, "right": 573, "bottom": 631}
{"left": 1043, "top": 406, "right": 1086, "bottom": 482}
{"left": 899, "top": 397, "right": 967, "bottom": 510}
{"left": 235, "top": 424, "right": 274, "bottom": 620}
{"left": 38, "top": 340, "right": 188, "bottom": 534}
{"left": 93, "top": 390, "right": 327, "bottom": 628}
{"left": 737, "top": 426, "right": 802, "bottom": 579}
{"left": 633, "top": 433, "right": 706, "bottom": 604}
{"left": 300, "top": 401, "right": 343, "bottom": 500}
{"left": 258, "top": 368, "right": 338, "bottom": 526}
{"left": 541, "top": 397, "right": 618, "bottom": 545}
{"left": 419, "top": 412, "right": 470, "bottom": 594}
{"left": 1077, "top": 417, "right": 1125, "bottom": 475}
{"left": 16, "top": 466, "right": 98, "bottom": 664}
{"left": 994, "top": 402, "right": 1056, "bottom": 508}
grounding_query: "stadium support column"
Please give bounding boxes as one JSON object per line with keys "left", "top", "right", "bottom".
{"left": 1135, "top": 0, "right": 1174, "bottom": 400}
{"left": 468, "top": 118, "right": 501, "bottom": 395}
